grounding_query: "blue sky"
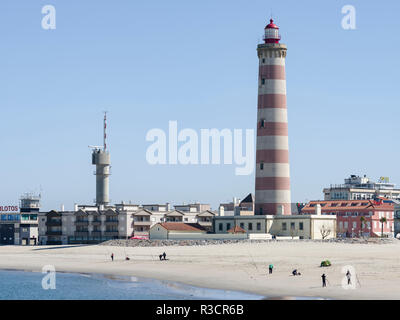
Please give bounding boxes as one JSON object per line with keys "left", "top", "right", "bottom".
{"left": 0, "top": 0, "right": 399, "bottom": 211}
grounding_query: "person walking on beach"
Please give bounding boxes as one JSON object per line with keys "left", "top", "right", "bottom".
{"left": 321, "top": 274, "right": 327, "bottom": 287}
{"left": 269, "top": 264, "right": 273, "bottom": 274}
{"left": 111, "top": 253, "right": 114, "bottom": 261}
{"left": 346, "top": 270, "right": 351, "bottom": 285}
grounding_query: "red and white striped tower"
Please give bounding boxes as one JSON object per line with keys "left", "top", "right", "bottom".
{"left": 255, "top": 19, "right": 291, "bottom": 215}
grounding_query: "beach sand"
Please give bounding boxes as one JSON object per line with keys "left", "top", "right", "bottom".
{"left": 0, "top": 241, "right": 399, "bottom": 300}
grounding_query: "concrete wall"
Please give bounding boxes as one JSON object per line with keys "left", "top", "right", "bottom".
{"left": 164, "top": 233, "right": 248, "bottom": 240}
{"left": 310, "top": 217, "right": 337, "bottom": 240}
{"left": 269, "top": 217, "right": 312, "bottom": 239}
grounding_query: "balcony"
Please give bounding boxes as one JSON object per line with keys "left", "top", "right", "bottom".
{"left": 105, "top": 220, "right": 118, "bottom": 226}
{"left": 133, "top": 220, "right": 151, "bottom": 226}
{"left": 133, "top": 226, "right": 150, "bottom": 232}
{"left": 47, "top": 230, "right": 62, "bottom": 236}
{"left": 46, "top": 220, "right": 62, "bottom": 227}
{"left": 165, "top": 218, "right": 183, "bottom": 222}
{"left": 75, "top": 220, "right": 89, "bottom": 226}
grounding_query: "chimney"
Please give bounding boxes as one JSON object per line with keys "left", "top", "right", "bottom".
{"left": 315, "top": 204, "right": 321, "bottom": 216}
{"left": 73, "top": 203, "right": 78, "bottom": 212}
{"left": 61, "top": 204, "right": 65, "bottom": 212}
{"left": 219, "top": 205, "right": 225, "bottom": 216}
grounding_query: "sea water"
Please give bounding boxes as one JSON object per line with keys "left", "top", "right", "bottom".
{"left": 0, "top": 270, "right": 263, "bottom": 300}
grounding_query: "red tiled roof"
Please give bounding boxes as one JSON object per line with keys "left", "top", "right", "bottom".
{"left": 227, "top": 225, "right": 246, "bottom": 234}
{"left": 159, "top": 222, "right": 206, "bottom": 232}
{"left": 301, "top": 200, "right": 394, "bottom": 213}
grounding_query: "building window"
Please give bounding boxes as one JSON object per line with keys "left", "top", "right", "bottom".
{"left": 282, "top": 222, "right": 287, "bottom": 231}
{"left": 290, "top": 222, "right": 295, "bottom": 230}
{"left": 299, "top": 222, "right": 303, "bottom": 230}
{"left": 218, "top": 223, "right": 223, "bottom": 231}
{"left": 259, "top": 207, "right": 263, "bottom": 214}
{"left": 262, "top": 58, "right": 265, "bottom": 63}
{"left": 240, "top": 223, "right": 244, "bottom": 229}
{"left": 226, "top": 223, "right": 231, "bottom": 231}
{"left": 248, "top": 223, "right": 253, "bottom": 231}
{"left": 257, "top": 223, "right": 261, "bottom": 231}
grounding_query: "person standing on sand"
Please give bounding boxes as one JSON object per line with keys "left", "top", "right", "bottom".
{"left": 269, "top": 264, "right": 273, "bottom": 274}
{"left": 321, "top": 274, "right": 327, "bottom": 287}
{"left": 111, "top": 253, "right": 114, "bottom": 261}
{"left": 162, "top": 252, "right": 166, "bottom": 260}
{"left": 346, "top": 270, "right": 351, "bottom": 285}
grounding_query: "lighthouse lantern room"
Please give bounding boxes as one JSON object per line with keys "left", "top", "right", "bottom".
{"left": 264, "top": 19, "right": 281, "bottom": 43}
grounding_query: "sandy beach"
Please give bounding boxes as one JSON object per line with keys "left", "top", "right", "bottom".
{"left": 1, "top": 240, "right": 400, "bottom": 300}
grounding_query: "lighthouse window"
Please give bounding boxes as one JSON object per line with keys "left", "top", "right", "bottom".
{"left": 260, "top": 119, "right": 266, "bottom": 128}
{"left": 260, "top": 162, "right": 264, "bottom": 170}
{"left": 262, "top": 58, "right": 265, "bottom": 63}
{"left": 261, "top": 78, "right": 265, "bottom": 85}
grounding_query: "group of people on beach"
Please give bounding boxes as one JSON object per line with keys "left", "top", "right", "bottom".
{"left": 267, "top": 263, "right": 353, "bottom": 288}
{"left": 109, "top": 252, "right": 168, "bottom": 262}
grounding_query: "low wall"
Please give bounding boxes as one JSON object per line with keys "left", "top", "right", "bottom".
{"left": 275, "top": 236, "right": 300, "bottom": 240}
{"left": 166, "top": 233, "right": 248, "bottom": 240}
{"left": 248, "top": 233, "right": 272, "bottom": 240}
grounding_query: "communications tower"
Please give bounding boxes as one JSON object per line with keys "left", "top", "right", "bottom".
{"left": 90, "top": 112, "right": 111, "bottom": 206}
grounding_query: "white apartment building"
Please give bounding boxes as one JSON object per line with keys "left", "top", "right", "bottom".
{"left": 323, "top": 175, "right": 400, "bottom": 201}
{"left": 38, "top": 202, "right": 215, "bottom": 244}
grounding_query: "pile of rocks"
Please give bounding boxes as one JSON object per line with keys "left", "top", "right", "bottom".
{"left": 98, "top": 237, "right": 398, "bottom": 247}
{"left": 99, "top": 239, "right": 275, "bottom": 247}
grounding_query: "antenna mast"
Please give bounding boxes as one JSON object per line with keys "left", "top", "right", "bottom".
{"left": 103, "top": 111, "right": 107, "bottom": 151}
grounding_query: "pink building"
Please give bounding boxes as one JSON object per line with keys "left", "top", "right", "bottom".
{"left": 255, "top": 18, "right": 291, "bottom": 215}
{"left": 301, "top": 200, "right": 394, "bottom": 237}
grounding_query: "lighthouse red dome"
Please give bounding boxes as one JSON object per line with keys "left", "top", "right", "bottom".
{"left": 265, "top": 19, "right": 279, "bottom": 29}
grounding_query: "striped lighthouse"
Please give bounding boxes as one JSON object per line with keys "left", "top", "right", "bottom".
{"left": 255, "top": 18, "right": 291, "bottom": 215}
